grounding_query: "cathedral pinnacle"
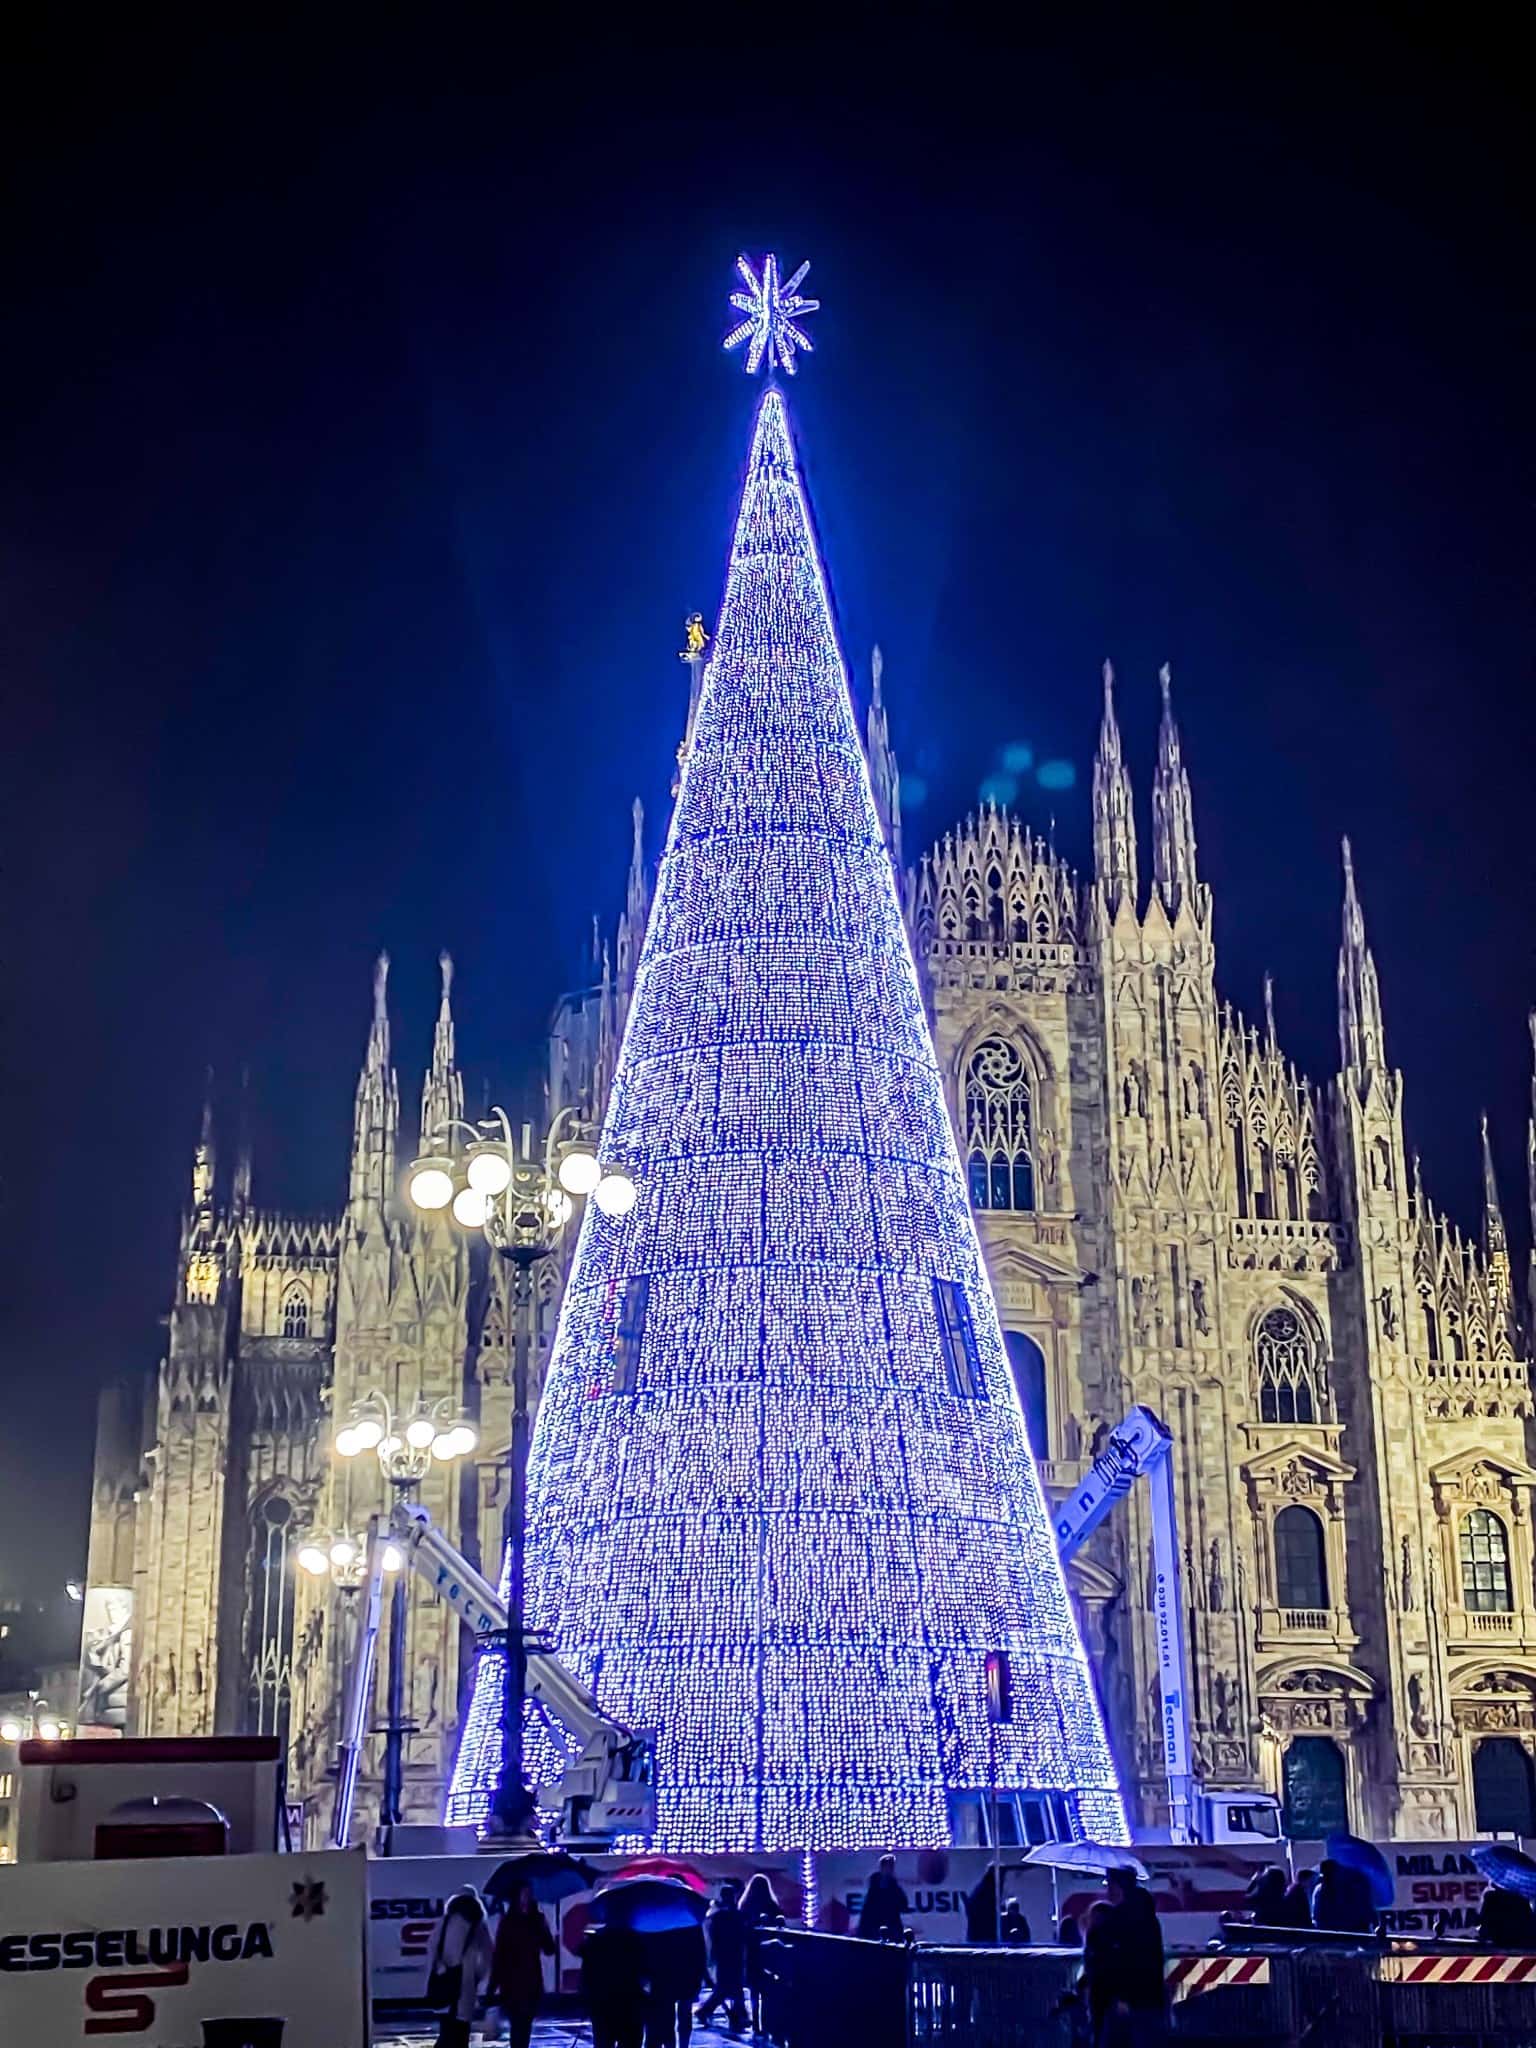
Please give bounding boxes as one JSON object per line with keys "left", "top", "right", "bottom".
{"left": 1482, "top": 1112, "right": 1508, "bottom": 1260}
{"left": 1338, "top": 837, "right": 1388, "bottom": 1091}
{"left": 420, "top": 951, "right": 463, "bottom": 1154}
{"left": 1152, "top": 661, "right": 1200, "bottom": 919}
{"left": 350, "top": 952, "right": 399, "bottom": 1218}
{"left": 1092, "top": 660, "right": 1137, "bottom": 912}
{"left": 866, "top": 645, "right": 903, "bottom": 868}
{"left": 191, "top": 1067, "right": 216, "bottom": 1213}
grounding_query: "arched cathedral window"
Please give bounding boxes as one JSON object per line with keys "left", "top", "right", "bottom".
{"left": 1256, "top": 1306, "right": 1323, "bottom": 1423}
{"left": 1460, "top": 1509, "right": 1513, "bottom": 1614}
{"left": 280, "top": 1283, "right": 309, "bottom": 1339}
{"left": 963, "top": 1037, "right": 1035, "bottom": 1213}
{"left": 245, "top": 1493, "right": 297, "bottom": 1745}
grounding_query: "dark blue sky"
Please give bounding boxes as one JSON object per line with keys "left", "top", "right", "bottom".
{"left": 1, "top": 18, "right": 1528, "bottom": 1592}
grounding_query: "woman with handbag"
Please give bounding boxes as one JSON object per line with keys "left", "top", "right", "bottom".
{"left": 428, "top": 1885, "right": 496, "bottom": 2048}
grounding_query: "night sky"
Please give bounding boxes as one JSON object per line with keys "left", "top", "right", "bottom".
{"left": 1, "top": 20, "right": 1528, "bottom": 1599}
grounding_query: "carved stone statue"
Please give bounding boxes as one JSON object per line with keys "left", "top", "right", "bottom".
{"left": 1379, "top": 1287, "right": 1399, "bottom": 1340}
{"left": 1207, "top": 1539, "right": 1226, "bottom": 1613}
{"left": 1400, "top": 1536, "right": 1416, "bottom": 1611}
{"left": 1191, "top": 1278, "right": 1211, "bottom": 1337}
{"left": 1214, "top": 1671, "right": 1236, "bottom": 1735}
{"left": 1408, "top": 1673, "right": 1431, "bottom": 1738}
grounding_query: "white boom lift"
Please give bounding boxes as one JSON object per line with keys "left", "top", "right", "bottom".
{"left": 331, "top": 1501, "right": 657, "bottom": 1850}
{"left": 1052, "top": 1405, "right": 1281, "bottom": 1847}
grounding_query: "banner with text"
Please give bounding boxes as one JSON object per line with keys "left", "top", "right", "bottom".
{"left": 0, "top": 1847, "right": 369, "bottom": 2046}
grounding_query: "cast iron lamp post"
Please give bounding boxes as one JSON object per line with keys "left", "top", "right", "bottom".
{"left": 406, "top": 1107, "right": 636, "bottom": 1844}
{"left": 333, "top": 1392, "right": 477, "bottom": 1831}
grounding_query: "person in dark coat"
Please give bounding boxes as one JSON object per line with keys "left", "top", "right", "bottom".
{"left": 1000, "top": 1899, "right": 1031, "bottom": 1944}
{"left": 738, "top": 1873, "right": 780, "bottom": 2036}
{"left": 1311, "top": 1859, "right": 1376, "bottom": 1935}
{"left": 856, "top": 1856, "right": 909, "bottom": 1941}
{"left": 1276, "top": 1869, "right": 1316, "bottom": 1928}
{"left": 1242, "top": 1867, "right": 1288, "bottom": 1925}
{"left": 696, "top": 1882, "right": 749, "bottom": 2031}
{"left": 1478, "top": 1883, "right": 1536, "bottom": 1949}
{"left": 583, "top": 1920, "right": 646, "bottom": 2048}
{"left": 489, "top": 1883, "right": 557, "bottom": 2048}
{"left": 643, "top": 1921, "right": 709, "bottom": 2048}
{"left": 1080, "top": 1868, "right": 1166, "bottom": 2043}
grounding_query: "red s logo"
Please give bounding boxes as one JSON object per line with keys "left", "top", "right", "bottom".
{"left": 85, "top": 1962, "right": 190, "bottom": 2034}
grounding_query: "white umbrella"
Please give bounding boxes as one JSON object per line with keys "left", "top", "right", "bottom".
{"left": 1022, "top": 1842, "right": 1150, "bottom": 1879}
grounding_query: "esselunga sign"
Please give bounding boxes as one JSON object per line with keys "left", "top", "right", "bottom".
{"left": 0, "top": 1847, "right": 368, "bottom": 2045}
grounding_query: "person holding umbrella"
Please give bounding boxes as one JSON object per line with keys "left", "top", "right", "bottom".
{"left": 427, "top": 1885, "right": 496, "bottom": 2048}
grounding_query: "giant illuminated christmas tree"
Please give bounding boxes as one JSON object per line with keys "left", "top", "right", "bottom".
{"left": 449, "top": 259, "right": 1125, "bottom": 1851}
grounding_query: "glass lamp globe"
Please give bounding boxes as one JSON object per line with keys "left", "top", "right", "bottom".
{"left": 295, "top": 1543, "right": 330, "bottom": 1577}
{"left": 405, "top": 1416, "right": 437, "bottom": 1451}
{"left": 379, "top": 1433, "right": 403, "bottom": 1463}
{"left": 466, "top": 1149, "right": 513, "bottom": 1197}
{"left": 557, "top": 1148, "right": 602, "bottom": 1197}
{"left": 452, "top": 1186, "right": 490, "bottom": 1229}
{"left": 328, "top": 1538, "right": 358, "bottom": 1569}
{"left": 350, "top": 1416, "right": 384, "bottom": 1453}
{"left": 592, "top": 1170, "right": 639, "bottom": 1219}
{"left": 334, "top": 1426, "right": 361, "bottom": 1459}
{"left": 37, "top": 1720, "right": 61, "bottom": 1742}
{"left": 407, "top": 1163, "right": 455, "bottom": 1211}
{"left": 444, "top": 1424, "right": 478, "bottom": 1458}
{"left": 1, "top": 1719, "right": 23, "bottom": 1742}
{"left": 382, "top": 1544, "right": 405, "bottom": 1573}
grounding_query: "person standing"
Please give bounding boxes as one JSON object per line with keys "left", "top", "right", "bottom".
{"left": 583, "top": 1921, "right": 646, "bottom": 2048}
{"left": 855, "top": 1856, "right": 909, "bottom": 1941}
{"left": 737, "top": 1873, "right": 780, "bottom": 2036}
{"left": 696, "top": 1882, "right": 749, "bottom": 2031}
{"left": 487, "top": 1883, "right": 557, "bottom": 2048}
{"left": 428, "top": 1886, "right": 496, "bottom": 2048}
{"left": 643, "top": 1919, "right": 709, "bottom": 2048}
{"left": 1079, "top": 1867, "right": 1166, "bottom": 2045}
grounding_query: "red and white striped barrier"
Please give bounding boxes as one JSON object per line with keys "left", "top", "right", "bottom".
{"left": 1165, "top": 1955, "right": 1271, "bottom": 2001}
{"left": 1382, "top": 1952, "right": 1536, "bottom": 1984}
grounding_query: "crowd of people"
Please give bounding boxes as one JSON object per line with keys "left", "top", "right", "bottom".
{"left": 426, "top": 1870, "right": 790, "bottom": 2048}
{"left": 1240, "top": 1856, "right": 1377, "bottom": 1934}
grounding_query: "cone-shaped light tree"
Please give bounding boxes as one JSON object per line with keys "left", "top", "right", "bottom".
{"left": 450, "top": 265, "right": 1124, "bottom": 1851}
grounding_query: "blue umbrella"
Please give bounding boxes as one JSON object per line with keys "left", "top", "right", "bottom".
{"left": 593, "top": 1875, "right": 709, "bottom": 1934}
{"left": 1471, "top": 1844, "right": 1536, "bottom": 1901}
{"left": 1324, "top": 1830, "right": 1395, "bottom": 1911}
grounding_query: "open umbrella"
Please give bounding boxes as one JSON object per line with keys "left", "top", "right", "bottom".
{"left": 1021, "top": 1842, "right": 1150, "bottom": 1879}
{"left": 1324, "top": 1831, "right": 1395, "bottom": 1911}
{"left": 1472, "top": 1844, "right": 1536, "bottom": 1902}
{"left": 593, "top": 1874, "right": 710, "bottom": 1934}
{"left": 484, "top": 1850, "right": 599, "bottom": 1906}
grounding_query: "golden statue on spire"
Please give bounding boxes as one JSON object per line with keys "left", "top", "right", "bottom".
{"left": 681, "top": 612, "right": 709, "bottom": 659}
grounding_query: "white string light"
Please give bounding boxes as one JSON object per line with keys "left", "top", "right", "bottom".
{"left": 449, "top": 375, "right": 1125, "bottom": 1853}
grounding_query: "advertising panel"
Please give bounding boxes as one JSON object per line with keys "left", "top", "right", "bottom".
{"left": 76, "top": 1588, "right": 133, "bottom": 1733}
{"left": 1379, "top": 1841, "right": 1500, "bottom": 1938}
{"left": 0, "top": 1847, "right": 369, "bottom": 2046}
{"left": 17, "top": 1736, "right": 281, "bottom": 1861}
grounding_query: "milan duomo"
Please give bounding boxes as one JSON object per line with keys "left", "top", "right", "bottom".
{"left": 86, "top": 637, "right": 1536, "bottom": 1849}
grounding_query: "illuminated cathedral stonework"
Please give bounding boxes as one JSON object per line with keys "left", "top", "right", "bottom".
{"left": 86, "top": 646, "right": 1536, "bottom": 1846}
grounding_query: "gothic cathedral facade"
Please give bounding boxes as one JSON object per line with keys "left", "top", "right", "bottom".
{"left": 86, "top": 645, "right": 1536, "bottom": 1847}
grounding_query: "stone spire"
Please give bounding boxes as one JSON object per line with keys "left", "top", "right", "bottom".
{"left": 231, "top": 1066, "right": 253, "bottom": 1220}
{"left": 1091, "top": 660, "right": 1137, "bottom": 913}
{"left": 191, "top": 1069, "right": 216, "bottom": 1215}
{"left": 419, "top": 951, "right": 463, "bottom": 1154}
{"left": 349, "top": 952, "right": 399, "bottom": 1216}
{"left": 1151, "top": 662, "right": 1199, "bottom": 917}
{"left": 1482, "top": 1112, "right": 1509, "bottom": 1261}
{"left": 616, "top": 799, "right": 650, "bottom": 1001}
{"left": 866, "top": 645, "right": 903, "bottom": 869}
{"left": 1338, "top": 838, "right": 1388, "bottom": 1093}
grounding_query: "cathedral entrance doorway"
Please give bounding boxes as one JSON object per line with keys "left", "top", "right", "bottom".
{"left": 1281, "top": 1734, "right": 1347, "bottom": 1837}
{"left": 1472, "top": 1736, "right": 1536, "bottom": 1835}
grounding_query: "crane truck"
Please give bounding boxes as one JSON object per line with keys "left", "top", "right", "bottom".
{"left": 331, "top": 1501, "right": 656, "bottom": 1850}
{"left": 1051, "top": 1405, "right": 1281, "bottom": 1846}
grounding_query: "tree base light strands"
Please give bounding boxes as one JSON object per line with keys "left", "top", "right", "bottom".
{"left": 448, "top": 378, "right": 1126, "bottom": 1853}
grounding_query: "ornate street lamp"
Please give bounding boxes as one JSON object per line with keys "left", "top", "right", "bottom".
{"left": 332, "top": 1392, "right": 476, "bottom": 1833}
{"left": 407, "top": 1107, "right": 635, "bottom": 1845}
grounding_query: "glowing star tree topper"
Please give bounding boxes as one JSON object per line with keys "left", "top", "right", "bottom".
{"left": 723, "top": 252, "right": 819, "bottom": 376}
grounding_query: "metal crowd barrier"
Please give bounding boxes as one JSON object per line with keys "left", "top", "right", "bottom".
{"left": 759, "top": 1930, "right": 1536, "bottom": 2048}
